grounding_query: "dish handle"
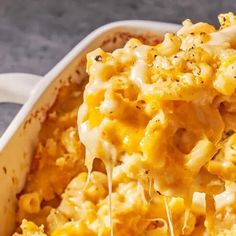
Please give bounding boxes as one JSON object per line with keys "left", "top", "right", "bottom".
{"left": 0, "top": 73, "right": 43, "bottom": 104}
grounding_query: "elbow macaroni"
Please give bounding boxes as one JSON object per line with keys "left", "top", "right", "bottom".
{"left": 13, "top": 12, "right": 236, "bottom": 236}
{"left": 18, "top": 192, "right": 41, "bottom": 215}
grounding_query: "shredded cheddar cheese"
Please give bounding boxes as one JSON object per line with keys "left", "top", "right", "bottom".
{"left": 13, "top": 12, "right": 236, "bottom": 236}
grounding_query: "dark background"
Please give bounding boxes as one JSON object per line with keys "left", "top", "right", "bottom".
{"left": 1, "top": 0, "right": 236, "bottom": 75}
{"left": 1, "top": 0, "right": 236, "bottom": 135}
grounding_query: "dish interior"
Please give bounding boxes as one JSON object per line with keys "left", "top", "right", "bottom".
{"left": 0, "top": 27, "right": 164, "bottom": 236}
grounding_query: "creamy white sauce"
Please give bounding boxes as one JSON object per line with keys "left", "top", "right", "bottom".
{"left": 208, "top": 25, "right": 236, "bottom": 46}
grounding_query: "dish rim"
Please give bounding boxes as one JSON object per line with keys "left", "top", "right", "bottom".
{"left": 0, "top": 20, "right": 182, "bottom": 236}
{"left": 0, "top": 20, "right": 180, "bottom": 151}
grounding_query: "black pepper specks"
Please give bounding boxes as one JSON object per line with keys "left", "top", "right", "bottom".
{"left": 225, "top": 130, "right": 234, "bottom": 137}
{"left": 95, "top": 55, "right": 102, "bottom": 62}
{"left": 2, "top": 166, "right": 7, "bottom": 174}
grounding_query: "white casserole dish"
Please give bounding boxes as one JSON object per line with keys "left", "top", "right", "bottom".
{"left": 0, "top": 20, "right": 180, "bottom": 236}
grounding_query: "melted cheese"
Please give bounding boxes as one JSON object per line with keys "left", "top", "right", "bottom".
{"left": 13, "top": 12, "right": 236, "bottom": 236}
{"left": 77, "top": 11, "right": 236, "bottom": 234}
{"left": 164, "top": 197, "right": 174, "bottom": 236}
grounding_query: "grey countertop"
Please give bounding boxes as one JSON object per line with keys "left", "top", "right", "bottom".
{"left": 1, "top": 0, "right": 236, "bottom": 136}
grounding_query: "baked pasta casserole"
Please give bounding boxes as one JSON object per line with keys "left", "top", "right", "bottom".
{"left": 13, "top": 13, "right": 236, "bottom": 236}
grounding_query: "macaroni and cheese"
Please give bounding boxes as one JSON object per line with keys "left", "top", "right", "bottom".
{"left": 13, "top": 13, "right": 236, "bottom": 236}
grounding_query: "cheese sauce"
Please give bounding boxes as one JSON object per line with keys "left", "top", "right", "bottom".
{"left": 14, "top": 12, "right": 236, "bottom": 236}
